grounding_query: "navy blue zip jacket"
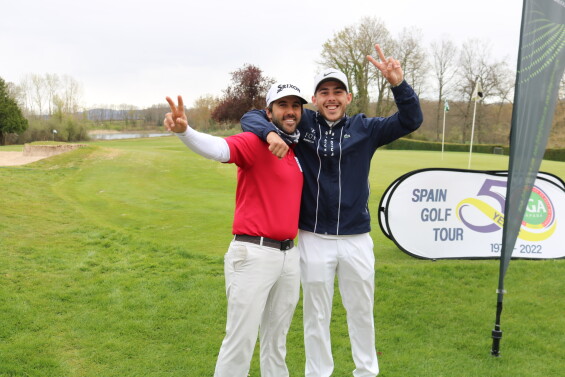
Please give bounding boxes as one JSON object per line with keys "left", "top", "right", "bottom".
{"left": 241, "top": 80, "right": 423, "bottom": 235}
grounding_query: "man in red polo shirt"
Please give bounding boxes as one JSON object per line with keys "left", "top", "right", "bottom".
{"left": 164, "top": 82, "right": 306, "bottom": 377}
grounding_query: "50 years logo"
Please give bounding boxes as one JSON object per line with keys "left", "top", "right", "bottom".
{"left": 456, "top": 179, "right": 556, "bottom": 241}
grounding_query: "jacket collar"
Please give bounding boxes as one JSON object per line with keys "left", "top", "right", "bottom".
{"left": 315, "top": 112, "right": 348, "bottom": 128}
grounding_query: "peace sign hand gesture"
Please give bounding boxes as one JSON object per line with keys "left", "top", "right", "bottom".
{"left": 366, "top": 44, "right": 404, "bottom": 87}
{"left": 164, "top": 95, "right": 188, "bottom": 133}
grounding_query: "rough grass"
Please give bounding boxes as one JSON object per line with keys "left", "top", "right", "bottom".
{"left": 0, "top": 137, "right": 563, "bottom": 376}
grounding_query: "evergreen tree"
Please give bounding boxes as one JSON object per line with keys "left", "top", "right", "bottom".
{"left": 0, "top": 77, "right": 28, "bottom": 145}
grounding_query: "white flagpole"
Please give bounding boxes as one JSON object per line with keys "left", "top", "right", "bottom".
{"left": 468, "top": 81, "right": 482, "bottom": 169}
{"left": 442, "top": 103, "right": 447, "bottom": 160}
{"left": 441, "top": 99, "right": 449, "bottom": 160}
{"left": 468, "top": 100, "right": 477, "bottom": 169}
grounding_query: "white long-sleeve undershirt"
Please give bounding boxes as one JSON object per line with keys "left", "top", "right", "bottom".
{"left": 175, "top": 125, "right": 230, "bottom": 162}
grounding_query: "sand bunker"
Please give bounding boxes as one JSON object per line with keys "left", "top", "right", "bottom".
{"left": 0, "top": 144, "right": 87, "bottom": 166}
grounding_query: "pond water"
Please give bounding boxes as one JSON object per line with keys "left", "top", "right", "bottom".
{"left": 89, "top": 132, "right": 172, "bottom": 140}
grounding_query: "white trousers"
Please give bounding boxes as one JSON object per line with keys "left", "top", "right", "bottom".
{"left": 299, "top": 230, "right": 379, "bottom": 377}
{"left": 214, "top": 240, "right": 300, "bottom": 377}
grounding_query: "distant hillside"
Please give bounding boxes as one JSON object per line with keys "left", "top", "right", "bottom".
{"left": 85, "top": 108, "right": 144, "bottom": 121}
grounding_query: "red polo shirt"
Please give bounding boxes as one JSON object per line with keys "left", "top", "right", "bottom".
{"left": 226, "top": 132, "right": 303, "bottom": 241}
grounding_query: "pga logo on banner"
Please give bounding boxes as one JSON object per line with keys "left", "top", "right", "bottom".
{"left": 378, "top": 169, "right": 565, "bottom": 260}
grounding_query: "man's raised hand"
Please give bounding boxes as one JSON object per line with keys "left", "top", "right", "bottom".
{"left": 367, "top": 44, "right": 403, "bottom": 87}
{"left": 164, "top": 95, "right": 188, "bottom": 133}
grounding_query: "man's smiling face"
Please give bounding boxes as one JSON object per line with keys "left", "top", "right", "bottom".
{"left": 312, "top": 80, "right": 352, "bottom": 122}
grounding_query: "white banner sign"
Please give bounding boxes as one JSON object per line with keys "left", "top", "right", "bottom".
{"left": 378, "top": 169, "right": 565, "bottom": 260}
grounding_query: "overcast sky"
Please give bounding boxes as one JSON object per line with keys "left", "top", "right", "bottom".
{"left": 2, "top": 0, "right": 523, "bottom": 109}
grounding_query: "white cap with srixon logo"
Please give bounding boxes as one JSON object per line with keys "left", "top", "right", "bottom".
{"left": 313, "top": 68, "right": 349, "bottom": 93}
{"left": 266, "top": 83, "right": 308, "bottom": 107}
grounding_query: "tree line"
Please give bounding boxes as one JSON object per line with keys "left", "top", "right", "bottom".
{"left": 179, "top": 16, "right": 565, "bottom": 148}
{"left": 1, "top": 16, "right": 564, "bottom": 146}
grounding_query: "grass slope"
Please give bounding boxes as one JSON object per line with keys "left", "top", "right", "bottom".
{"left": 0, "top": 137, "right": 563, "bottom": 377}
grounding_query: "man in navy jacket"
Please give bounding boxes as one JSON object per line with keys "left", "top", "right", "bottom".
{"left": 241, "top": 44, "right": 423, "bottom": 377}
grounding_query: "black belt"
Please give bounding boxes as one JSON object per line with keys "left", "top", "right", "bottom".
{"left": 234, "top": 234, "right": 294, "bottom": 251}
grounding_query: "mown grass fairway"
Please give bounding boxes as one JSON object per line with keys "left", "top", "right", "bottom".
{"left": 1, "top": 136, "right": 564, "bottom": 377}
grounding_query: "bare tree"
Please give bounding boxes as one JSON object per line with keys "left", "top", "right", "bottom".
{"left": 16, "top": 73, "right": 83, "bottom": 117}
{"left": 457, "top": 39, "right": 511, "bottom": 143}
{"left": 5, "top": 81, "right": 26, "bottom": 109}
{"left": 143, "top": 104, "right": 170, "bottom": 127}
{"left": 430, "top": 38, "right": 458, "bottom": 140}
{"left": 319, "top": 17, "right": 393, "bottom": 115}
{"left": 552, "top": 74, "right": 565, "bottom": 139}
{"left": 395, "top": 27, "right": 428, "bottom": 97}
{"left": 15, "top": 76, "right": 33, "bottom": 115}
{"left": 489, "top": 64, "right": 515, "bottom": 125}
{"left": 118, "top": 104, "right": 139, "bottom": 126}
{"left": 188, "top": 95, "right": 219, "bottom": 130}
{"left": 61, "top": 75, "right": 82, "bottom": 114}
{"left": 30, "top": 73, "right": 45, "bottom": 116}
{"left": 52, "top": 94, "right": 66, "bottom": 123}
{"left": 44, "top": 73, "right": 60, "bottom": 116}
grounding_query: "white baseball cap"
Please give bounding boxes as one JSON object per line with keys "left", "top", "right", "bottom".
{"left": 313, "top": 68, "right": 349, "bottom": 93}
{"left": 266, "top": 83, "right": 308, "bottom": 107}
